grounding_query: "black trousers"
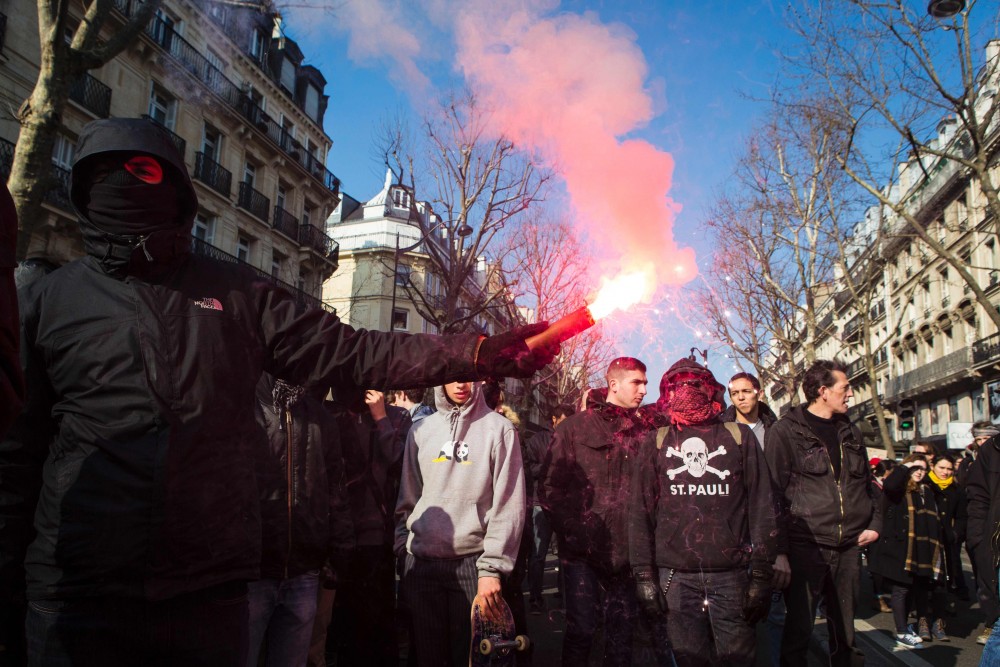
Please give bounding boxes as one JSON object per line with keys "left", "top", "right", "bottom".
{"left": 781, "top": 542, "right": 862, "bottom": 667}
{"left": 330, "top": 545, "right": 398, "bottom": 667}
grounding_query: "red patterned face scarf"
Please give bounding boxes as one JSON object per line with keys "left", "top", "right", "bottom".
{"left": 669, "top": 384, "right": 722, "bottom": 426}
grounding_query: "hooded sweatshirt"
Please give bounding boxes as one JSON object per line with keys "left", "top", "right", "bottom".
{"left": 394, "top": 382, "right": 525, "bottom": 578}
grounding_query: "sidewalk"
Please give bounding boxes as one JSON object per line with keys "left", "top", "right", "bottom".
{"left": 519, "top": 551, "right": 988, "bottom": 666}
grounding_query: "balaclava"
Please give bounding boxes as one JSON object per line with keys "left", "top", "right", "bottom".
{"left": 661, "top": 358, "right": 725, "bottom": 427}
{"left": 84, "top": 154, "right": 180, "bottom": 237}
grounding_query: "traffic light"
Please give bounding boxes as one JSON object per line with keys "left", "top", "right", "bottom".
{"left": 898, "top": 399, "right": 915, "bottom": 431}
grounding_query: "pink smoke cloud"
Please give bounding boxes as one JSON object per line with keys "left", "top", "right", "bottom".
{"left": 452, "top": 3, "right": 697, "bottom": 289}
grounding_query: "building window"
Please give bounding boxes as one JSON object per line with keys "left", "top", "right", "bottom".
{"left": 192, "top": 213, "right": 215, "bottom": 245}
{"left": 271, "top": 253, "right": 283, "bottom": 279}
{"left": 392, "top": 309, "right": 409, "bottom": 331}
{"left": 392, "top": 188, "right": 411, "bottom": 209}
{"left": 236, "top": 235, "right": 251, "bottom": 262}
{"left": 150, "top": 8, "right": 177, "bottom": 47}
{"left": 974, "top": 388, "right": 986, "bottom": 422}
{"left": 243, "top": 162, "right": 256, "bottom": 186}
{"left": 248, "top": 29, "right": 268, "bottom": 64}
{"left": 949, "top": 396, "right": 960, "bottom": 422}
{"left": 302, "top": 205, "right": 313, "bottom": 227}
{"left": 148, "top": 84, "right": 177, "bottom": 130}
{"left": 304, "top": 84, "right": 320, "bottom": 123}
{"left": 297, "top": 270, "right": 309, "bottom": 292}
{"left": 395, "top": 264, "right": 411, "bottom": 287}
{"left": 202, "top": 125, "right": 222, "bottom": 161}
{"left": 280, "top": 58, "right": 296, "bottom": 94}
{"left": 51, "top": 134, "right": 75, "bottom": 169}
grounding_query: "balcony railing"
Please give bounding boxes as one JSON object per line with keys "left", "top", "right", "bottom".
{"left": 193, "top": 152, "right": 232, "bottom": 197}
{"left": 272, "top": 205, "right": 298, "bottom": 240}
{"left": 844, "top": 316, "right": 861, "bottom": 340}
{"left": 190, "top": 236, "right": 333, "bottom": 314}
{"left": 973, "top": 333, "right": 1000, "bottom": 365}
{"left": 68, "top": 73, "right": 112, "bottom": 117}
{"left": 847, "top": 358, "right": 866, "bottom": 380}
{"left": 299, "top": 223, "right": 339, "bottom": 264}
{"left": 886, "top": 346, "right": 972, "bottom": 398}
{"left": 0, "top": 138, "right": 72, "bottom": 212}
{"left": 141, "top": 114, "right": 186, "bottom": 159}
{"left": 109, "top": 5, "right": 341, "bottom": 197}
{"left": 237, "top": 181, "right": 270, "bottom": 221}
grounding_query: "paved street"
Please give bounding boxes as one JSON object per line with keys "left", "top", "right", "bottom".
{"left": 517, "top": 550, "right": 991, "bottom": 667}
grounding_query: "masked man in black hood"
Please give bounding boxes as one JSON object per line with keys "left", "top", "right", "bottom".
{"left": 0, "top": 118, "right": 555, "bottom": 667}
{"left": 630, "top": 358, "right": 778, "bottom": 667}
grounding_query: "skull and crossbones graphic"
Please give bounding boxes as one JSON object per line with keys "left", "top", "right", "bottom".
{"left": 665, "top": 438, "right": 730, "bottom": 480}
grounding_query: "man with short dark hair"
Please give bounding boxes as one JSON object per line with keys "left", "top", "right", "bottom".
{"left": 395, "top": 381, "right": 525, "bottom": 667}
{"left": 540, "top": 357, "right": 654, "bottom": 666}
{"left": 721, "top": 371, "right": 781, "bottom": 665}
{"left": 722, "top": 372, "right": 777, "bottom": 448}
{"left": 392, "top": 388, "right": 434, "bottom": 423}
{"left": 523, "top": 403, "right": 576, "bottom": 613}
{"left": 765, "top": 359, "right": 881, "bottom": 667}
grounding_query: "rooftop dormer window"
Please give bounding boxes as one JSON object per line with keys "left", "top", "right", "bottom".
{"left": 392, "top": 188, "right": 411, "bottom": 209}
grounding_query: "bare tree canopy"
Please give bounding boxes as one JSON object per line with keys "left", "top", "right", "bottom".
{"left": 11, "top": 0, "right": 164, "bottom": 260}
{"left": 501, "top": 215, "right": 616, "bottom": 413}
{"left": 377, "top": 91, "right": 550, "bottom": 334}
{"left": 781, "top": 0, "right": 1000, "bottom": 330}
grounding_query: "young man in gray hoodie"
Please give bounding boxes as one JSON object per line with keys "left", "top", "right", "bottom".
{"left": 395, "top": 380, "right": 525, "bottom": 667}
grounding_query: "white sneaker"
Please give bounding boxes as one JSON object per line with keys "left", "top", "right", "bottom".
{"left": 895, "top": 633, "right": 924, "bottom": 649}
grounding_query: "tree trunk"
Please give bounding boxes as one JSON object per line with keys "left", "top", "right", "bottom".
{"left": 11, "top": 44, "right": 71, "bottom": 260}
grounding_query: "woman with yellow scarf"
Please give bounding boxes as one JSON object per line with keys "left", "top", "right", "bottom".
{"left": 923, "top": 454, "right": 970, "bottom": 610}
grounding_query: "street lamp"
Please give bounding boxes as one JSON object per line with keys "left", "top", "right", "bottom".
{"left": 927, "top": 0, "right": 964, "bottom": 18}
{"left": 388, "top": 221, "right": 473, "bottom": 331}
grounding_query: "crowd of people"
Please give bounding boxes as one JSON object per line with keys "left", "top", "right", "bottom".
{"left": 3, "top": 116, "right": 1000, "bottom": 667}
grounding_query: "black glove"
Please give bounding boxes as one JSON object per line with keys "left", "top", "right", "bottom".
{"left": 634, "top": 567, "right": 665, "bottom": 617}
{"left": 742, "top": 567, "right": 772, "bottom": 624}
{"left": 475, "top": 322, "right": 557, "bottom": 378}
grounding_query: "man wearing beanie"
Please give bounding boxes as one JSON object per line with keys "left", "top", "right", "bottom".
{"left": 0, "top": 118, "right": 556, "bottom": 666}
{"left": 629, "top": 357, "right": 777, "bottom": 666}
{"left": 764, "top": 359, "right": 880, "bottom": 667}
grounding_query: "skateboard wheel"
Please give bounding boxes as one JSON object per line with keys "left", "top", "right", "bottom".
{"left": 479, "top": 639, "right": 493, "bottom": 655}
{"left": 514, "top": 635, "right": 530, "bottom": 651}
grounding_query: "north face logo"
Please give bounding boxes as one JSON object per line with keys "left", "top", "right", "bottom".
{"left": 193, "top": 297, "right": 223, "bottom": 311}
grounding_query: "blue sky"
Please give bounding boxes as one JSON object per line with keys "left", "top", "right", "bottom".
{"left": 283, "top": 0, "right": 790, "bottom": 388}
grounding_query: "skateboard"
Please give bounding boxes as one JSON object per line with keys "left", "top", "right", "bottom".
{"left": 470, "top": 593, "right": 530, "bottom": 666}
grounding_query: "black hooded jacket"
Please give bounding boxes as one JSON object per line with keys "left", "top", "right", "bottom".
{"left": 0, "top": 119, "right": 482, "bottom": 602}
{"left": 629, "top": 417, "right": 777, "bottom": 572}
{"left": 253, "top": 376, "right": 354, "bottom": 580}
{"left": 538, "top": 389, "right": 646, "bottom": 575}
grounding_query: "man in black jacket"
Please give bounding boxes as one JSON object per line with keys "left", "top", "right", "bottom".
{"left": 631, "top": 358, "right": 776, "bottom": 667}
{"left": 327, "top": 388, "right": 411, "bottom": 667}
{"left": 523, "top": 402, "right": 575, "bottom": 613}
{"left": 249, "top": 374, "right": 354, "bottom": 667}
{"left": 539, "top": 357, "right": 654, "bottom": 666}
{"left": 965, "top": 428, "right": 1000, "bottom": 650}
{"left": 764, "top": 360, "right": 881, "bottom": 667}
{"left": 0, "top": 118, "right": 554, "bottom": 667}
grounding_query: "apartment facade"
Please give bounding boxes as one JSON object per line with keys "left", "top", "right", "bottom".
{"left": 0, "top": 0, "right": 340, "bottom": 309}
{"left": 767, "top": 43, "right": 1000, "bottom": 452}
{"left": 324, "top": 170, "right": 513, "bottom": 336}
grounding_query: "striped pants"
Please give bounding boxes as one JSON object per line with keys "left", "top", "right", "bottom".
{"left": 402, "top": 553, "right": 480, "bottom": 667}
